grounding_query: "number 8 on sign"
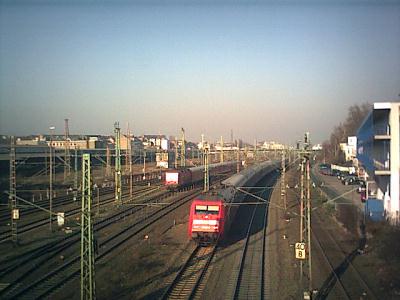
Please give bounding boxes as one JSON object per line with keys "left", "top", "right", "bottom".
{"left": 295, "top": 242, "right": 306, "bottom": 260}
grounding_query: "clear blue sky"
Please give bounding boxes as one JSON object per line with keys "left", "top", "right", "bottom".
{"left": 0, "top": 1, "right": 399, "bottom": 144}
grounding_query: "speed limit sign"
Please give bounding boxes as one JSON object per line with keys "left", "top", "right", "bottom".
{"left": 295, "top": 242, "right": 306, "bottom": 260}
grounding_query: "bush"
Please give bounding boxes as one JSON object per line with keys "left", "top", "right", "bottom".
{"left": 369, "top": 224, "right": 400, "bottom": 293}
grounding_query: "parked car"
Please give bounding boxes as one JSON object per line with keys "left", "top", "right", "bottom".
{"left": 338, "top": 171, "right": 350, "bottom": 181}
{"left": 341, "top": 175, "right": 360, "bottom": 185}
{"left": 319, "top": 163, "right": 330, "bottom": 170}
{"left": 320, "top": 168, "right": 332, "bottom": 176}
{"left": 357, "top": 180, "right": 366, "bottom": 193}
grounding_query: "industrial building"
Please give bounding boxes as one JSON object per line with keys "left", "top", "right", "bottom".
{"left": 15, "top": 135, "right": 107, "bottom": 149}
{"left": 261, "top": 141, "right": 286, "bottom": 150}
{"left": 357, "top": 102, "right": 400, "bottom": 224}
{"left": 48, "top": 137, "right": 104, "bottom": 150}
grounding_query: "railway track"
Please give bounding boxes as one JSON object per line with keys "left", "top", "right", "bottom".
{"left": 312, "top": 212, "right": 377, "bottom": 300}
{"left": 231, "top": 176, "right": 274, "bottom": 300}
{"left": 162, "top": 174, "right": 276, "bottom": 300}
{"left": 293, "top": 167, "right": 376, "bottom": 299}
{"left": 162, "top": 245, "right": 217, "bottom": 300}
{"left": 0, "top": 191, "right": 86, "bottom": 224}
{"left": 0, "top": 186, "right": 167, "bottom": 283}
{"left": 0, "top": 170, "right": 162, "bottom": 224}
{"left": 0, "top": 187, "right": 202, "bottom": 299}
{"left": 233, "top": 202, "right": 267, "bottom": 299}
{"left": 0, "top": 186, "right": 157, "bottom": 242}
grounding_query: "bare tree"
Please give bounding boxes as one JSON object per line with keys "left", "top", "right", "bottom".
{"left": 344, "top": 103, "right": 371, "bottom": 136}
{"left": 322, "top": 103, "right": 371, "bottom": 163}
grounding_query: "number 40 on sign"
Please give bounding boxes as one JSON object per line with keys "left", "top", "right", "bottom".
{"left": 295, "top": 242, "right": 306, "bottom": 260}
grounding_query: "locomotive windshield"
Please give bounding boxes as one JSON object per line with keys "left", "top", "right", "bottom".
{"left": 195, "top": 205, "right": 207, "bottom": 214}
{"left": 195, "top": 204, "right": 220, "bottom": 215}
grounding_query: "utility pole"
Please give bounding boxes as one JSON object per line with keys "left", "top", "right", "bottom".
{"left": 230, "top": 132, "right": 234, "bottom": 161}
{"left": 220, "top": 136, "right": 224, "bottom": 163}
{"left": 80, "top": 153, "right": 96, "bottom": 300}
{"left": 45, "top": 148, "right": 48, "bottom": 176}
{"left": 306, "top": 158, "right": 312, "bottom": 293}
{"left": 174, "top": 137, "right": 178, "bottom": 169}
{"left": 64, "top": 118, "right": 71, "bottom": 180}
{"left": 114, "top": 122, "right": 122, "bottom": 205}
{"left": 299, "top": 131, "right": 312, "bottom": 298}
{"left": 49, "top": 126, "right": 55, "bottom": 231}
{"left": 9, "top": 136, "right": 18, "bottom": 243}
{"left": 305, "top": 132, "right": 310, "bottom": 149}
{"left": 305, "top": 131, "right": 313, "bottom": 293}
{"left": 97, "top": 186, "right": 100, "bottom": 216}
{"left": 180, "top": 128, "right": 186, "bottom": 167}
{"left": 143, "top": 150, "right": 146, "bottom": 180}
{"left": 201, "top": 134, "right": 205, "bottom": 166}
{"left": 204, "top": 143, "right": 210, "bottom": 192}
{"left": 125, "top": 123, "right": 130, "bottom": 172}
{"left": 74, "top": 147, "right": 78, "bottom": 201}
{"left": 281, "top": 151, "right": 286, "bottom": 210}
{"left": 299, "top": 157, "right": 305, "bottom": 290}
{"left": 254, "top": 139, "right": 257, "bottom": 161}
{"left": 127, "top": 125, "right": 133, "bottom": 200}
{"left": 236, "top": 140, "right": 240, "bottom": 173}
{"left": 105, "top": 144, "right": 111, "bottom": 177}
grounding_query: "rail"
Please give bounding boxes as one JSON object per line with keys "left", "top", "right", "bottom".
{"left": 309, "top": 167, "right": 377, "bottom": 299}
{"left": 0, "top": 184, "right": 208, "bottom": 299}
{"left": 162, "top": 245, "right": 217, "bottom": 300}
{"left": 0, "top": 186, "right": 156, "bottom": 242}
{"left": 312, "top": 212, "right": 377, "bottom": 300}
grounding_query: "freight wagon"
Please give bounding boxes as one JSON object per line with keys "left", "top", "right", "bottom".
{"left": 164, "top": 162, "right": 237, "bottom": 190}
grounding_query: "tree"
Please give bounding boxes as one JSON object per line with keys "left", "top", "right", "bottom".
{"left": 344, "top": 103, "right": 371, "bottom": 136}
{"left": 323, "top": 103, "right": 371, "bottom": 164}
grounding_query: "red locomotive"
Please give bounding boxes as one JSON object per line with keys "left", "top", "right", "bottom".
{"left": 188, "top": 160, "right": 280, "bottom": 244}
{"left": 188, "top": 196, "right": 226, "bottom": 243}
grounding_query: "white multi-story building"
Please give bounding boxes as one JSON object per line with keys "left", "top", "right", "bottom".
{"left": 357, "top": 102, "right": 400, "bottom": 224}
{"left": 141, "top": 135, "right": 169, "bottom": 150}
{"left": 340, "top": 136, "right": 357, "bottom": 162}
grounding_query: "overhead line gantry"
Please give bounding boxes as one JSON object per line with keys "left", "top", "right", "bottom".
{"left": 298, "top": 132, "right": 313, "bottom": 298}
{"left": 81, "top": 153, "right": 96, "bottom": 300}
{"left": 9, "top": 136, "right": 18, "bottom": 243}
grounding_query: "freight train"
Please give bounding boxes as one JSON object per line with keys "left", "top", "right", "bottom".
{"left": 188, "top": 160, "right": 279, "bottom": 244}
{"left": 164, "top": 161, "right": 237, "bottom": 190}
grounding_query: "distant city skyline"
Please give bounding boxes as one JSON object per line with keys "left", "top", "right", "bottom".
{"left": 1, "top": 1, "right": 399, "bottom": 144}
